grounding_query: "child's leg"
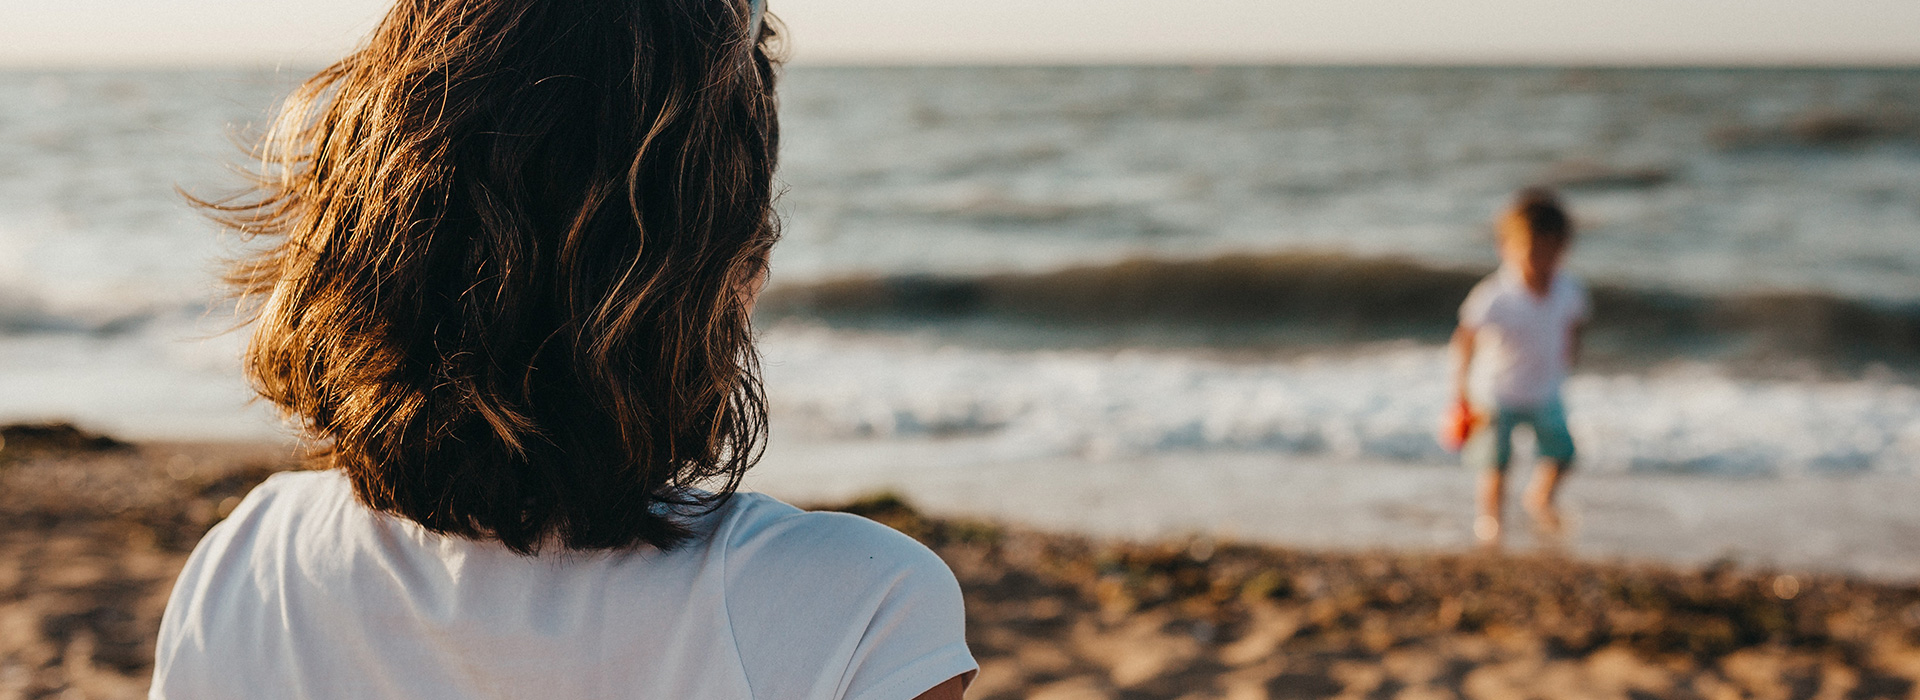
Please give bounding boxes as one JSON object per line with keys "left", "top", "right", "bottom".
{"left": 1466, "top": 409, "right": 1518, "bottom": 544}
{"left": 1523, "top": 462, "right": 1566, "bottom": 536}
{"left": 1524, "top": 399, "right": 1577, "bottom": 535}
{"left": 1476, "top": 470, "right": 1505, "bottom": 544}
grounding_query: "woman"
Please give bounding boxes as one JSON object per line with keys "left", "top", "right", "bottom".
{"left": 150, "top": 1, "right": 975, "bottom": 698}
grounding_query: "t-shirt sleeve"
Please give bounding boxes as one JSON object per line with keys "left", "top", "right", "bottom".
{"left": 724, "top": 506, "right": 976, "bottom": 700}
{"left": 1565, "top": 275, "right": 1591, "bottom": 322}
{"left": 1459, "top": 279, "right": 1496, "bottom": 328}
{"left": 833, "top": 543, "right": 975, "bottom": 700}
{"left": 150, "top": 471, "right": 324, "bottom": 700}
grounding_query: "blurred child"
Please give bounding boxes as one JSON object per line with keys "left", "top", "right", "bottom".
{"left": 1451, "top": 188, "right": 1589, "bottom": 545}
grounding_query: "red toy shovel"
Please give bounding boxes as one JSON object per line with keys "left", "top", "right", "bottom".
{"left": 1438, "top": 398, "right": 1482, "bottom": 452}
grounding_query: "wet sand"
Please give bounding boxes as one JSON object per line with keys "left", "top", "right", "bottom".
{"left": 5, "top": 426, "right": 1920, "bottom": 699}
{"left": 745, "top": 438, "right": 1920, "bottom": 581}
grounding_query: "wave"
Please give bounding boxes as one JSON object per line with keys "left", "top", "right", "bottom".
{"left": 1713, "top": 109, "right": 1920, "bottom": 150}
{"left": 758, "top": 253, "right": 1920, "bottom": 376}
{"left": 0, "top": 290, "right": 168, "bottom": 337}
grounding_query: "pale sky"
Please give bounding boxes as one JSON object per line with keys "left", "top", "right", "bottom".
{"left": 4, "top": 0, "right": 1918, "bottom": 67}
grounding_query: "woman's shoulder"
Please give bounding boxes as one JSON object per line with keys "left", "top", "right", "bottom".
{"left": 716, "top": 492, "right": 953, "bottom": 581}
{"left": 168, "top": 470, "right": 366, "bottom": 588}
{"left": 209, "top": 469, "right": 355, "bottom": 537}
{"left": 715, "top": 493, "right": 974, "bottom": 699}
{"left": 242, "top": 468, "right": 352, "bottom": 504}
{"left": 714, "top": 491, "right": 962, "bottom": 620}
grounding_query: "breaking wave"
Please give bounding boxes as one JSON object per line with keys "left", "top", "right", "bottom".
{"left": 760, "top": 253, "right": 1920, "bottom": 375}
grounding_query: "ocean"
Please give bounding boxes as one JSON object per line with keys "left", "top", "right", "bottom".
{"left": 4, "top": 66, "right": 1919, "bottom": 573}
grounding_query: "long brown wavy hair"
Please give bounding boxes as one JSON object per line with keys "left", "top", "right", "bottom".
{"left": 199, "top": 0, "right": 782, "bottom": 553}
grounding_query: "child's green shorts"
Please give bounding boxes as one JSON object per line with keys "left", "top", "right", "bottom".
{"left": 1464, "top": 397, "right": 1575, "bottom": 473}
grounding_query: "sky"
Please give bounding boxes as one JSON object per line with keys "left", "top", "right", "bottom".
{"left": 3, "top": 0, "right": 1918, "bottom": 67}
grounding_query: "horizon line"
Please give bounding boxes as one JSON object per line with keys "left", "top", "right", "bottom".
{"left": 5, "top": 56, "right": 1919, "bottom": 71}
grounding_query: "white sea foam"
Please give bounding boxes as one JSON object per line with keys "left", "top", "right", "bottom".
{"left": 761, "top": 324, "right": 1920, "bottom": 477}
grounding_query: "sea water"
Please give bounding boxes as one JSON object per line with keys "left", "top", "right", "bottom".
{"left": 4, "top": 66, "right": 1919, "bottom": 571}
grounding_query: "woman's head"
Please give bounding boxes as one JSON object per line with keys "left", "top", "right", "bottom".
{"left": 204, "top": 0, "right": 783, "bottom": 553}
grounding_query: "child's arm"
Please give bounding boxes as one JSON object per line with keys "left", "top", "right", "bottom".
{"left": 1450, "top": 325, "right": 1476, "bottom": 404}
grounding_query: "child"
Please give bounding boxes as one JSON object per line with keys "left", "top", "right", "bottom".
{"left": 151, "top": 1, "right": 975, "bottom": 699}
{"left": 1451, "top": 188, "right": 1588, "bottom": 546}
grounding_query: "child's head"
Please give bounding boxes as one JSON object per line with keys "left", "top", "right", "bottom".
{"left": 1497, "top": 187, "right": 1573, "bottom": 285}
{"left": 204, "top": 0, "right": 784, "bottom": 553}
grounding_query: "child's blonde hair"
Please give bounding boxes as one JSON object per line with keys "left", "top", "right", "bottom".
{"left": 1502, "top": 187, "right": 1573, "bottom": 244}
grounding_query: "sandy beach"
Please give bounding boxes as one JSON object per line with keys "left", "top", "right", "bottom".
{"left": 6, "top": 424, "right": 1920, "bottom": 700}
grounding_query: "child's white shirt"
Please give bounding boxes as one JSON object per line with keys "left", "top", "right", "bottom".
{"left": 150, "top": 470, "right": 976, "bottom": 700}
{"left": 1459, "top": 266, "right": 1589, "bottom": 408}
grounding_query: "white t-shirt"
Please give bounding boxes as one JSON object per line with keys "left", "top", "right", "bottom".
{"left": 151, "top": 471, "right": 976, "bottom": 700}
{"left": 1459, "top": 266, "right": 1589, "bottom": 407}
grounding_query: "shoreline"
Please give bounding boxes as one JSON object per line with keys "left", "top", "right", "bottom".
{"left": 746, "top": 437, "right": 1920, "bottom": 583}
{"left": 4, "top": 427, "right": 1920, "bottom": 698}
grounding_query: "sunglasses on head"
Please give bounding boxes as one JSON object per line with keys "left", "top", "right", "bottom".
{"left": 747, "top": 0, "right": 766, "bottom": 39}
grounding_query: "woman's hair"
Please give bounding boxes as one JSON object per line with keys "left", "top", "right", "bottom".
{"left": 1505, "top": 187, "right": 1572, "bottom": 244}
{"left": 199, "top": 0, "right": 783, "bottom": 553}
